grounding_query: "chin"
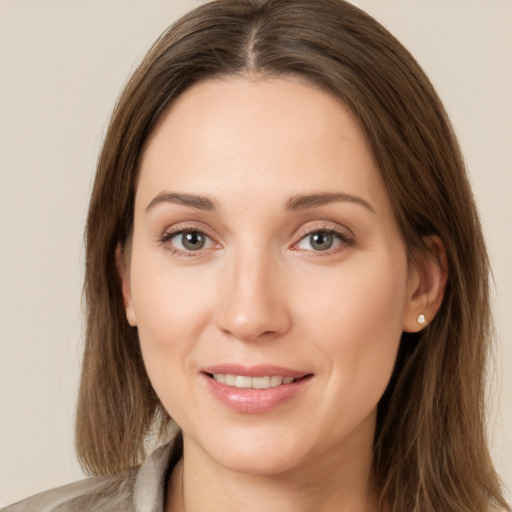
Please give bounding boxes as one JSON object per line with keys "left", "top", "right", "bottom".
{"left": 189, "top": 427, "right": 313, "bottom": 476}
{"left": 213, "top": 447, "right": 305, "bottom": 476}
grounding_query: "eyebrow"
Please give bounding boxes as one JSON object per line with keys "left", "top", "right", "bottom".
{"left": 285, "top": 192, "right": 376, "bottom": 213}
{"left": 145, "top": 192, "right": 217, "bottom": 212}
{"left": 145, "top": 191, "right": 375, "bottom": 214}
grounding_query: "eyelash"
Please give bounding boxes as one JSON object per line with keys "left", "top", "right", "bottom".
{"left": 292, "top": 225, "right": 355, "bottom": 256}
{"left": 159, "top": 223, "right": 354, "bottom": 257}
{"left": 159, "top": 224, "right": 217, "bottom": 257}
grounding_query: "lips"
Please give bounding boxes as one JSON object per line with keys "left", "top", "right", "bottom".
{"left": 201, "top": 364, "right": 313, "bottom": 413}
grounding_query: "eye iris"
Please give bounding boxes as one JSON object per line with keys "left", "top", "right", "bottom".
{"left": 182, "top": 231, "right": 206, "bottom": 250}
{"left": 310, "top": 232, "right": 333, "bottom": 251}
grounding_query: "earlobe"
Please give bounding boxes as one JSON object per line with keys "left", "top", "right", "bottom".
{"left": 115, "top": 244, "right": 138, "bottom": 327}
{"left": 403, "top": 235, "right": 448, "bottom": 333}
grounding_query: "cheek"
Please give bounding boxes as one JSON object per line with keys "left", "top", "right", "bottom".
{"left": 297, "top": 255, "right": 407, "bottom": 334}
{"left": 131, "top": 278, "right": 209, "bottom": 426}
{"left": 296, "top": 252, "right": 408, "bottom": 402}
{"left": 128, "top": 253, "right": 216, "bottom": 387}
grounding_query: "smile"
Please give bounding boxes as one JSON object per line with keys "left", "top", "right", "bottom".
{"left": 201, "top": 365, "right": 313, "bottom": 412}
{"left": 203, "top": 371, "right": 313, "bottom": 413}
{"left": 210, "top": 374, "right": 296, "bottom": 389}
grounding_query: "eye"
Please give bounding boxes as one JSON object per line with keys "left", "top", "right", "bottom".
{"left": 301, "top": 231, "right": 337, "bottom": 251}
{"left": 164, "top": 229, "right": 215, "bottom": 252}
{"left": 294, "top": 228, "right": 353, "bottom": 253}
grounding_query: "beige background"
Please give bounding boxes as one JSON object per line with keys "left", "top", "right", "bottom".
{"left": 0, "top": 0, "right": 511, "bottom": 506}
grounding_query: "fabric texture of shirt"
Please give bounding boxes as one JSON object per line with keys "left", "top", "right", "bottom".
{"left": 1, "top": 443, "right": 175, "bottom": 512}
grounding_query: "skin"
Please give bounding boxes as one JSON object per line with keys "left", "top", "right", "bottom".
{"left": 119, "top": 77, "right": 446, "bottom": 512}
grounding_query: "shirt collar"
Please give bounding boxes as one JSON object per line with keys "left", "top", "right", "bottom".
{"left": 133, "top": 443, "right": 175, "bottom": 512}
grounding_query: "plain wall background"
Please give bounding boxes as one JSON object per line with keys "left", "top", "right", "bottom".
{"left": 0, "top": 0, "right": 510, "bottom": 506}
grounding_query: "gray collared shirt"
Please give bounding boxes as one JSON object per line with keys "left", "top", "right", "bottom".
{"left": 2, "top": 443, "right": 175, "bottom": 512}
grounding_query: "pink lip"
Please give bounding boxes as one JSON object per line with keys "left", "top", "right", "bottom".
{"left": 200, "top": 364, "right": 313, "bottom": 414}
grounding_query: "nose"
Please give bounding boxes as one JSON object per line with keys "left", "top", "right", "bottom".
{"left": 214, "top": 248, "right": 292, "bottom": 343}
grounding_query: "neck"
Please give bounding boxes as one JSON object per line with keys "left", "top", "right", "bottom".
{"left": 166, "top": 421, "right": 380, "bottom": 512}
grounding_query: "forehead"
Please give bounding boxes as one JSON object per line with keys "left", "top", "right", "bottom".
{"left": 137, "top": 76, "right": 387, "bottom": 214}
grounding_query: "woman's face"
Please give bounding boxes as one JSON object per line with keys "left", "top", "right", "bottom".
{"left": 122, "top": 77, "right": 421, "bottom": 476}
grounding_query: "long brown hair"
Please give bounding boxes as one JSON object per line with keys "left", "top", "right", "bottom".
{"left": 76, "top": 1, "right": 510, "bottom": 510}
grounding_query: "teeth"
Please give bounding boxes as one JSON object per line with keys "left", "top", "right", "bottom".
{"left": 224, "top": 374, "right": 236, "bottom": 386}
{"left": 253, "top": 376, "right": 270, "bottom": 389}
{"left": 212, "top": 374, "right": 297, "bottom": 389}
{"left": 235, "top": 375, "right": 252, "bottom": 388}
{"left": 213, "top": 373, "right": 225, "bottom": 384}
{"left": 270, "top": 376, "right": 283, "bottom": 387}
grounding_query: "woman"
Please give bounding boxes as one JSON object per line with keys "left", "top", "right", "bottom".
{"left": 3, "top": 0, "right": 510, "bottom": 511}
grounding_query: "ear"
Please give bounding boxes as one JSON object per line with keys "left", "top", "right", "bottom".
{"left": 115, "top": 244, "right": 137, "bottom": 327}
{"left": 403, "top": 235, "right": 448, "bottom": 332}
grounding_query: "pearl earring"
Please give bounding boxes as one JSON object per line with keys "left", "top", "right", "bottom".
{"left": 417, "top": 314, "right": 426, "bottom": 325}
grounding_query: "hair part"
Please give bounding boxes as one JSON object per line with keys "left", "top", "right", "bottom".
{"left": 76, "top": 1, "right": 510, "bottom": 510}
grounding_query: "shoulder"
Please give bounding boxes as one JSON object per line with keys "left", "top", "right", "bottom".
{"left": 1, "top": 442, "right": 177, "bottom": 512}
{"left": 1, "top": 468, "right": 138, "bottom": 512}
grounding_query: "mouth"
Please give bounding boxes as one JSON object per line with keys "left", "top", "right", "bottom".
{"left": 205, "top": 373, "right": 307, "bottom": 389}
{"left": 201, "top": 365, "right": 313, "bottom": 412}
{"left": 200, "top": 364, "right": 314, "bottom": 412}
